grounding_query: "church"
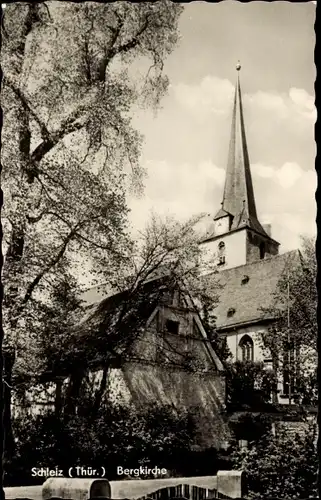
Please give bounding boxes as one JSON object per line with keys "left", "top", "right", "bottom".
{"left": 199, "top": 63, "right": 301, "bottom": 405}
{"left": 15, "top": 65, "right": 306, "bottom": 443}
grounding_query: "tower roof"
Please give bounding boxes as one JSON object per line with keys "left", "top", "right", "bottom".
{"left": 215, "top": 63, "right": 269, "bottom": 237}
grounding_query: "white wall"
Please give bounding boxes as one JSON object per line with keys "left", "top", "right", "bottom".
{"left": 225, "top": 324, "right": 267, "bottom": 362}
{"left": 200, "top": 230, "right": 247, "bottom": 271}
{"left": 225, "top": 324, "right": 303, "bottom": 405}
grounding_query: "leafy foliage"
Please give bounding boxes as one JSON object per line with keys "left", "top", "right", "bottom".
{"left": 2, "top": 1, "right": 183, "bottom": 343}
{"left": 6, "top": 403, "right": 199, "bottom": 486}
{"left": 226, "top": 360, "right": 276, "bottom": 410}
{"left": 229, "top": 412, "right": 273, "bottom": 443}
{"left": 261, "top": 237, "right": 317, "bottom": 405}
{"left": 2, "top": 1, "right": 183, "bottom": 457}
{"left": 225, "top": 360, "right": 276, "bottom": 444}
{"left": 200, "top": 301, "right": 231, "bottom": 363}
{"left": 231, "top": 419, "right": 318, "bottom": 499}
{"left": 2, "top": 3, "right": 224, "bottom": 474}
{"left": 9, "top": 213, "right": 222, "bottom": 421}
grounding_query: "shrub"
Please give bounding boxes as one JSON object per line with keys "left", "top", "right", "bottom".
{"left": 229, "top": 412, "right": 273, "bottom": 443}
{"left": 231, "top": 420, "right": 318, "bottom": 499}
{"left": 5, "top": 402, "right": 224, "bottom": 485}
{"left": 226, "top": 360, "right": 276, "bottom": 410}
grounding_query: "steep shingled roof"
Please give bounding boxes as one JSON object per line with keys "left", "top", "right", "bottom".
{"left": 76, "top": 275, "right": 176, "bottom": 333}
{"left": 79, "top": 250, "right": 301, "bottom": 335}
{"left": 213, "top": 66, "right": 277, "bottom": 242}
{"left": 210, "top": 250, "right": 301, "bottom": 330}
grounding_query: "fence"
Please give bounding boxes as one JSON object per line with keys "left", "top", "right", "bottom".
{"left": 133, "top": 483, "right": 233, "bottom": 499}
{"left": 4, "top": 471, "right": 244, "bottom": 500}
{"left": 6, "top": 472, "right": 319, "bottom": 500}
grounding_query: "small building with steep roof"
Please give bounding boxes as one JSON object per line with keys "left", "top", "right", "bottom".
{"left": 17, "top": 275, "right": 229, "bottom": 450}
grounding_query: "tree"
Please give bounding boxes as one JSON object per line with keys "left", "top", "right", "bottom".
{"left": 224, "top": 360, "right": 277, "bottom": 445}
{"left": 11, "top": 214, "right": 221, "bottom": 421}
{"left": 195, "top": 276, "right": 231, "bottom": 364}
{"left": 231, "top": 419, "right": 318, "bottom": 499}
{"left": 261, "top": 237, "right": 317, "bottom": 405}
{"left": 4, "top": 213, "right": 224, "bottom": 486}
{"left": 1, "top": 1, "right": 183, "bottom": 459}
{"left": 226, "top": 360, "right": 276, "bottom": 411}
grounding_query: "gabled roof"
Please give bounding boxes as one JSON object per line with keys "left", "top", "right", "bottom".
{"left": 80, "top": 265, "right": 177, "bottom": 308}
{"left": 213, "top": 207, "right": 232, "bottom": 221}
{"left": 212, "top": 250, "right": 301, "bottom": 330}
{"left": 77, "top": 275, "right": 176, "bottom": 333}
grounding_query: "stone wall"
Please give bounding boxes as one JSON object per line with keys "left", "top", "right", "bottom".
{"left": 121, "top": 361, "right": 228, "bottom": 448}
{"left": 84, "top": 360, "right": 228, "bottom": 449}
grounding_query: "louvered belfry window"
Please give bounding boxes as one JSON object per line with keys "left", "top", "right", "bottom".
{"left": 218, "top": 241, "right": 226, "bottom": 266}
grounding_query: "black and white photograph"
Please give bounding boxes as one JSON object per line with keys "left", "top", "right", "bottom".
{"left": 1, "top": 1, "right": 317, "bottom": 499}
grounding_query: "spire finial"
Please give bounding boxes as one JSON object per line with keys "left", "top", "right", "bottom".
{"left": 236, "top": 61, "right": 241, "bottom": 71}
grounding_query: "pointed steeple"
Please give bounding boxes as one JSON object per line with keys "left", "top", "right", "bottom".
{"left": 215, "top": 62, "right": 268, "bottom": 237}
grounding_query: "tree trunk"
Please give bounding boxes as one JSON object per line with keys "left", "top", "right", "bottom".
{"left": 3, "top": 205, "right": 27, "bottom": 462}
{"left": 64, "top": 370, "right": 85, "bottom": 419}
{"left": 3, "top": 349, "right": 16, "bottom": 463}
{"left": 54, "top": 378, "right": 64, "bottom": 418}
{"left": 2, "top": 2, "right": 68, "bottom": 467}
{"left": 91, "top": 367, "right": 109, "bottom": 418}
{"left": 271, "top": 354, "right": 279, "bottom": 404}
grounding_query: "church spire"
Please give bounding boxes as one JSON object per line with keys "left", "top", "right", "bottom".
{"left": 216, "top": 62, "right": 268, "bottom": 236}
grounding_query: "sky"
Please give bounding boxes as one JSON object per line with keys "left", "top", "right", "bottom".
{"left": 128, "top": 1, "right": 316, "bottom": 253}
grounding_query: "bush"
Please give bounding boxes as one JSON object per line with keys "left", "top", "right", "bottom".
{"left": 226, "top": 360, "right": 276, "bottom": 411}
{"left": 229, "top": 412, "right": 273, "bottom": 443}
{"left": 4, "top": 402, "right": 225, "bottom": 486}
{"left": 231, "top": 420, "right": 318, "bottom": 499}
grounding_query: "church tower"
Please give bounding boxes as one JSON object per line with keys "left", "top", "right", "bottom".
{"left": 200, "top": 63, "right": 280, "bottom": 270}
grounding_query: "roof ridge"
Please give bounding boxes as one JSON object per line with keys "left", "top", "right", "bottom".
{"left": 214, "top": 248, "right": 301, "bottom": 330}
{"left": 83, "top": 250, "right": 299, "bottom": 295}
{"left": 215, "top": 250, "right": 298, "bottom": 274}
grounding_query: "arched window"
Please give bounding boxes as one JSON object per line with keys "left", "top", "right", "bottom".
{"left": 239, "top": 335, "right": 254, "bottom": 362}
{"left": 218, "top": 241, "right": 225, "bottom": 250}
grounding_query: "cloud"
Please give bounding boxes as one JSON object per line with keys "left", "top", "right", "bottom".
{"left": 128, "top": 159, "right": 316, "bottom": 253}
{"left": 251, "top": 161, "right": 316, "bottom": 250}
{"left": 173, "top": 76, "right": 234, "bottom": 117}
{"left": 252, "top": 161, "right": 315, "bottom": 190}
{"left": 172, "top": 75, "right": 316, "bottom": 125}
{"left": 253, "top": 162, "right": 308, "bottom": 189}
{"left": 276, "top": 162, "right": 305, "bottom": 189}
{"left": 128, "top": 159, "right": 225, "bottom": 232}
{"left": 289, "top": 87, "right": 316, "bottom": 119}
{"left": 128, "top": 75, "right": 316, "bottom": 253}
{"left": 248, "top": 87, "right": 316, "bottom": 123}
{"left": 248, "top": 91, "right": 289, "bottom": 117}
